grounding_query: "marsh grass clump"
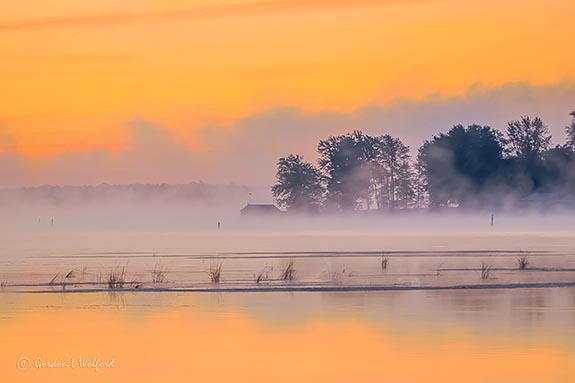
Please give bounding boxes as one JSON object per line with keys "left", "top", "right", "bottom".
{"left": 480, "top": 262, "right": 493, "bottom": 280}
{"left": 208, "top": 262, "right": 222, "bottom": 284}
{"left": 255, "top": 268, "right": 269, "bottom": 284}
{"left": 255, "top": 272, "right": 266, "bottom": 284}
{"left": 436, "top": 263, "right": 444, "bottom": 276}
{"left": 107, "top": 266, "right": 127, "bottom": 289}
{"left": 517, "top": 254, "right": 529, "bottom": 270}
{"left": 380, "top": 256, "right": 389, "bottom": 270}
{"left": 151, "top": 263, "right": 168, "bottom": 284}
{"left": 65, "top": 268, "right": 76, "bottom": 280}
{"left": 280, "top": 260, "right": 296, "bottom": 281}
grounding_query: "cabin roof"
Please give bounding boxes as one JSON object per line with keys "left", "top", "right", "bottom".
{"left": 240, "top": 203, "right": 281, "bottom": 213}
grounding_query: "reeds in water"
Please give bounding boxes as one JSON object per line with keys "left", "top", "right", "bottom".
{"left": 107, "top": 266, "right": 127, "bottom": 289}
{"left": 208, "top": 263, "right": 222, "bottom": 284}
{"left": 480, "top": 262, "right": 493, "bottom": 280}
{"left": 280, "top": 260, "right": 296, "bottom": 281}
{"left": 151, "top": 263, "right": 168, "bottom": 284}
{"left": 517, "top": 253, "right": 529, "bottom": 270}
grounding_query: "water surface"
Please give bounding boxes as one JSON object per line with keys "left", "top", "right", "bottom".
{"left": 2, "top": 288, "right": 575, "bottom": 382}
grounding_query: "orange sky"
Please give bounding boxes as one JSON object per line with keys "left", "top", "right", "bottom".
{"left": 0, "top": 0, "right": 574, "bottom": 183}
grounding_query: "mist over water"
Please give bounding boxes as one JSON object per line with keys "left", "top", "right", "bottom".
{"left": 2, "top": 187, "right": 575, "bottom": 383}
{"left": 1, "top": 190, "right": 575, "bottom": 295}
{"left": 2, "top": 196, "right": 575, "bottom": 233}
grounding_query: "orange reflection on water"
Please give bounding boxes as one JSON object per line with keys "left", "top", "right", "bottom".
{"left": 1, "top": 296, "right": 574, "bottom": 382}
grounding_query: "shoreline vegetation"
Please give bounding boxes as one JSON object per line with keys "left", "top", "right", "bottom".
{"left": 2, "top": 111, "right": 575, "bottom": 216}
{"left": 3, "top": 249, "right": 575, "bottom": 294}
{"left": 272, "top": 110, "right": 575, "bottom": 213}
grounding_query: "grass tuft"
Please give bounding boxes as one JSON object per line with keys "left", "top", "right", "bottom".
{"left": 436, "top": 263, "right": 444, "bottom": 276}
{"left": 280, "top": 260, "right": 296, "bottom": 281}
{"left": 65, "top": 268, "right": 76, "bottom": 280}
{"left": 255, "top": 268, "right": 269, "bottom": 284}
{"left": 480, "top": 262, "right": 493, "bottom": 280}
{"left": 107, "top": 266, "right": 127, "bottom": 289}
{"left": 517, "top": 253, "right": 529, "bottom": 270}
{"left": 151, "top": 263, "right": 168, "bottom": 284}
{"left": 380, "top": 256, "right": 389, "bottom": 270}
{"left": 208, "top": 262, "right": 222, "bottom": 284}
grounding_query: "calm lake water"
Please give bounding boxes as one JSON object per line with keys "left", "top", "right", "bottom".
{"left": 1, "top": 288, "right": 575, "bottom": 382}
{"left": 2, "top": 213, "right": 575, "bottom": 381}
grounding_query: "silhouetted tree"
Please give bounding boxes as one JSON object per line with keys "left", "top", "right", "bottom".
{"left": 271, "top": 109, "right": 575, "bottom": 212}
{"left": 371, "top": 135, "right": 414, "bottom": 209}
{"left": 562, "top": 109, "right": 575, "bottom": 194}
{"left": 506, "top": 116, "right": 551, "bottom": 162}
{"left": 540, "top": 145, "right": 575, "bottom": 193}
{"left": 565, "top": 109, "right": 575, "bottom": 150}
{"left": 505, "top": 116, "right": 552, "bottom": 193}
{"left": 317, "top": 131, "right": 374, "bottom": 211}
{"left": 413, "top": 151, "right": 428, "bottom": 208}
{"left": 272, "top": 154, "right": 325, "bottom": 213}
{"left": 418, "top": 125, "right": 506, "bottom": 207}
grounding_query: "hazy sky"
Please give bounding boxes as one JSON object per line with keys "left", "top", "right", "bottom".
{"left": 0, "top": 0, "right": 574, "bottom": 187}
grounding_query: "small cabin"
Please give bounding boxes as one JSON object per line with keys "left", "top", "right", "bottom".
{"left": 240, "top": 204, "right": 282, "bottom": 218}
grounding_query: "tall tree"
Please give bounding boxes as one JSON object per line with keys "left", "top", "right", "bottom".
{"left": 563, "top": 109, "right": 575, "bottom": 195}
{"left": 413, "top": 150, "right": 429, "bottom": 208}
{"left": 418, "top": 125, "right": 506, "bottom": 207}
{"left": 540, "top": 145, "right": 575, "bottom": 194}
{"left": 272, "top": 154, "right": 325, "bottom": 213}
{"left": 371, "top": 135, "right": 414, "bottom": 209}
{"left": 506, "top": 116, "right": 551, "bottom": 162}
{"left": 317, "top": 131, "right": 374, "bottom": 211}
{"left": 565, "top": 109, "right": 575, "bottom": 150}
{"left": 506, "top": 116, "right": 552, "bottom": 192}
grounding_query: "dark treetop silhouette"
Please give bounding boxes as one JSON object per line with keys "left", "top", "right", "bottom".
{"left": 273, "top": 109, "right": 575, "bottom": 212}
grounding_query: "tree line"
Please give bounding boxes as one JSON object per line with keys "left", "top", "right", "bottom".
{"left": 272, "top": 109, "right": 575, "bottom": 212}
